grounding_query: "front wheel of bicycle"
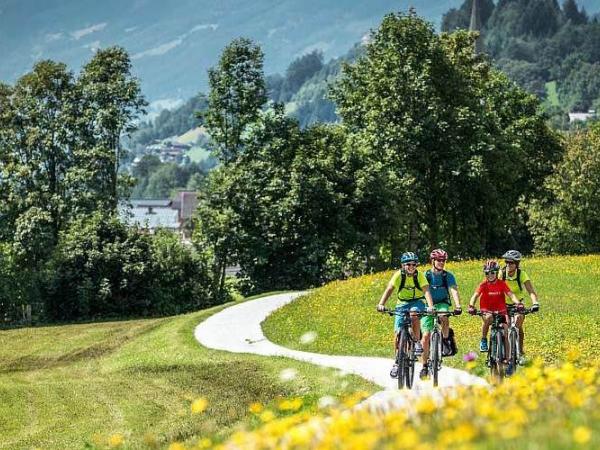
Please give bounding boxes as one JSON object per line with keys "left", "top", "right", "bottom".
{"left": 508, "top": 327, "right": 519, "bottom": 375}
{"left": 397, "top": 328, "right": 412, "bottom": 389}
{"left": 430, "top": 331, "right": 441, "bottom": 387}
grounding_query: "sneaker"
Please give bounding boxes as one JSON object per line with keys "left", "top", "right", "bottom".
{"left": 414, "top": 341, "right": 424, "bottom": 356}
{"left": 479, "top": 338, "right": 488, "bottom": 353}
{"left": 419, "top": 364, "right": 429, "bottom": 380}
{"left": 390, "top": 363, "right": 399, "bottom": 378}
{"left": 518, "top": 355, "right": 527, "bottom": 366}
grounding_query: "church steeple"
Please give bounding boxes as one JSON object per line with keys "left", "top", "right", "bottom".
{"left": 469, "top": 0, "right": 484, "bottom": 53}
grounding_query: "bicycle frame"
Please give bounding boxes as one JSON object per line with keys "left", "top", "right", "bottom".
{"left": 507, "top": 306, "right": 533, "bottom": 374}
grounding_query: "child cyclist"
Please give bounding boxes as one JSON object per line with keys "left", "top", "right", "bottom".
{"left": 377, "top": 252, "right": 435, "bottom": 379}
{"left": 424, "top": 249, "right": 462, "bottom": 357}
{"left": 468, "top": 260, "right": 520, "bottom": 361}
{"left": 500, "top": 250, "right": 540, "bottom": 363}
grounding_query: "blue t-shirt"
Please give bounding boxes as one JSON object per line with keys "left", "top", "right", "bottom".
{"left": 426, "top": 270, "right": 457, "bottom": 304}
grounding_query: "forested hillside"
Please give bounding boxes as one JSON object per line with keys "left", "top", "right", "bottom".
{"left": 443, "top": 0, "right": 600, "bottom": 127}
{"left": 138, "top": 0, "right": 600, "bottom": 134}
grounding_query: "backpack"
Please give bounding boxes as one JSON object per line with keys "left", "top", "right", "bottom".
{"left": 398, "top": 270, "right": 421, "bottom": 292}
{"left": 443, "top": 328, "right": 458, "bottom": 357}
{"left": 425, "top": 269, "right": 450, "bottom": 303}
{"left": 500, "top": 267, "right": 522, "bottom": 291}
{"left": 425, "top": 269, "right": 448, "bottom": 290}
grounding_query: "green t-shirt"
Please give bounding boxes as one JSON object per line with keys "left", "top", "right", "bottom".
{"left": 388, "top": 270, "right": 429, "bottom": 304}
{"left": 501, "top": 268, "right": 531, "bottom": 303}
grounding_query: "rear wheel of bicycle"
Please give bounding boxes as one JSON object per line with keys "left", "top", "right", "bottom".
{"left": 431, "top": 331, "right": 441, "bottom": 387}
{"left": 508, "top": 328, "right": 519, "bottom": 375}
{"left": 397, "top": 329, "right": 411, "bottom": 389}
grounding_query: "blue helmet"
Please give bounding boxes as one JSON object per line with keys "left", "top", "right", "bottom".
{"left": 400, "top": 252, "right": 419, "bottom": 265}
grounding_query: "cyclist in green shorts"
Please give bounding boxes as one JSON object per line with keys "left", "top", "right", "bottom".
{"left": 377, "top": 252, "right": 435, "bottom": 379}
{"left": 423, "top": 249, "right": 463, "bottom": 360}
{"left": 500, "top": 250, "right": 540, "bottom": 363}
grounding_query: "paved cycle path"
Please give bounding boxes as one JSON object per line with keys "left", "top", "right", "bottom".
{"left": 195, "top": 292, "right": 486, "bottom": 409}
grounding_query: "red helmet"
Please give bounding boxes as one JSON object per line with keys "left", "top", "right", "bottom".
{"left": 430, "top": 248, "right": 448, "bottom": 261}
{"left": 483, "top": 259, "right": 500, "bottom": 273}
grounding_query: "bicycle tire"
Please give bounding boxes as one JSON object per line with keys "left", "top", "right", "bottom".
{"left": 495, "top": 329, "right": 506, "bottom": 381}
{"left": 397, "top": 328, "right": 411, "bottom": 389}
{"left": 508, "top": 327, "right": 519, "bottom": 375}
{"left": 431, "top": 331, "right": 441, "bottom": 387}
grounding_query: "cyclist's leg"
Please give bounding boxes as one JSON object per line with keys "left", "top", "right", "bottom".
{"left": 435, "top": 303, "right": 450, "bottom": 339}
{"left": 481, "top": 313, "right": 493, "bottom": 337}
{"left": 420, "top": 305, "right": 434, "bottom": 368}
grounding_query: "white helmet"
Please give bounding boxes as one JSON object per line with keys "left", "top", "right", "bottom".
{"left": 502, "top": 250, "right": 522, "bottom": 262}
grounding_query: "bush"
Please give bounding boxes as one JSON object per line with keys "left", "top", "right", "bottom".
{"left": 44, "top": 213, "right": 217, "bottom": 321}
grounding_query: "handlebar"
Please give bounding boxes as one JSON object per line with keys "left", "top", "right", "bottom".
{"left": 471, "top": 307, "right": 537, "bottom": 317}
{"left": 379, "top": 308, "right": 458, "bottom": 317}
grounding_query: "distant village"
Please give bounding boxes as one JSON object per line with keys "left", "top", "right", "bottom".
{"left": 131, "top": 139, "right": 193, "bottom": 166}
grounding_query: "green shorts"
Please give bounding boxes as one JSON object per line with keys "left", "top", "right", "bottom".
{"left": 420, "top": 302, "right": 450, "bottom": 333}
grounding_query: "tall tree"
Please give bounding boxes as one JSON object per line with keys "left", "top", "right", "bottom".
{"left": 204, "top": 38, "right": 267, "bottom": 163}
{"left": 330, "top": 11, "right": 562, "bottom": 257}
{"left": 74, "top": 47, "right": 146, "bottom": 212}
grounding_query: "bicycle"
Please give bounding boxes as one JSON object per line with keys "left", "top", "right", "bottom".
{"left": 424, "top": 310, "right": 458, "bottom": 387}
{"left": 381, "top": 308, "right": 426, "bottom": 389}
{"left": 506, "top": 306, "right": 535, "bottom": 375}
{"left": 473, "top": 310, "right": 508, "bottom": 382}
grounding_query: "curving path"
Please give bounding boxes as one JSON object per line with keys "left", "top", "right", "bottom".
{"left": 195, "top": 292, "right": 486, "bottom": 409}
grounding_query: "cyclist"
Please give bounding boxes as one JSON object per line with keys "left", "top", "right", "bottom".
{"left": 468, "top": 260, "right": 520, "bottom": 359}
{"left": 499, "top": 250, "right": 540, "bottom": 363}
{"left": 377, "top": 251, "right": 435, "bottom": 379}
{"left": 423, "top": 249, "right": 462, "bottom": 357}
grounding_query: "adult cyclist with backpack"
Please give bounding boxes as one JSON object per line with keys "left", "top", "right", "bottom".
{"left": 377, "top": 252, "right": 435, "bottom": 379}
{"left": 499, "top": 250, "right": 540, "bottom": 363}
{"left": 423, "top": 249, "right": 463, "bottom": 359}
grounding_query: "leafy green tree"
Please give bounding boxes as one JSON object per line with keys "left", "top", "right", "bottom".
{"left": 330, "top": 11, "right": 561, "bottom": 257}
{"left": 205, "top": 38, "right": 267, "bottom": 163}
{"left": 528, "top": 123, "right": 600, "bottom": 253}
{"left": 74, "top": 47, "right": 146, "bottom": 211}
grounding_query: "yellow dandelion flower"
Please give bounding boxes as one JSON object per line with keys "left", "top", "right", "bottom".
{"left": 108, "top": 433, "right": 125, "bottom": 448}
{"left": 249, "top": 402, "right": 264, "bottom": 414}
{"left": 191, "top": 397, "right": 208, "bottom": 414}
{"left": 260, "top": 410, "right": 275, "bottom": 422}
{"left": 573, "top": 426, "right": 592, "bottom": 444}
{"left": 168, "top": 442, "right": 187, "bottom": 450}
{"left": 416, "top": 397, "right": 437, "bottom": 415}
{"left": 197, "top": 438, "right": 212, "bottom": 449}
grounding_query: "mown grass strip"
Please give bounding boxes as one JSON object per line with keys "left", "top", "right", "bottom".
{"left": 0, "top": 294, "right": 375, "bottom": 450}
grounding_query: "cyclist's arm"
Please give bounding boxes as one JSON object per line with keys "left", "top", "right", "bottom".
{"left": 422, "top": 284, "right": 434, "bottom": 308}
{"left": 449, "top": 285, "right": 461, "bottom": 308}
{"left": 507, "top": 290, "right": 520, "bottom": 304}
{"left": 378, "top": 285, "right": 394, "bottom": 308}
{"left": 468, "top": 292, "right": 479, "bottom": 307}
{"left": 524, "top": 280, "right": 539, "bottom": 305}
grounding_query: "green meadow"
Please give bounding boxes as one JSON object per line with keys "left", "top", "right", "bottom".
{"left": 263, "top": 255, "right": 600, "bottom": 374}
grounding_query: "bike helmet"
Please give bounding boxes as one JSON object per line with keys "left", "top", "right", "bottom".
{"left": 483, "top": 259, "right": 500, "bottom": 273}
{"left": 430, "top": 248, "right": 448, "bottom": 261}
{"left": 502, "top": 249, "right": 522, "bottom": 262}
{"left": 400, "top": 252, "right": 419, "bottom": 265}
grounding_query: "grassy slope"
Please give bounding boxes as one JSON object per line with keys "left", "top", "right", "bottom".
{"left": 0, "top": 296, "right": 374, "bottom": 450}
{"left": 263, "top": 255, "right": 600, "bottom": 374}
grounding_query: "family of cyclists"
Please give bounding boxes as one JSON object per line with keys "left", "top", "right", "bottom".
{"left": 377, "top": 249, "right": 540, "bottom": 380}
